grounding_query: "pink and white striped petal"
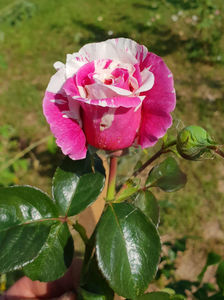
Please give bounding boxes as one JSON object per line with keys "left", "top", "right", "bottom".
{"left": 71, "top": 95, "right": 143, "bottom": 108}
{"left": 138, "top": 53, "right": 176, "bottom": 148}
{"left": 46, "top": 67, "right": 66, "bottom": 94}
{"left": 81, "top": 103, "right": 142, "bottom": 150}
{"left": 86, "top": 81, "right": 133, "bottom": 99}
{"left": 65, "top": 53, "right": 88, "bottom": 78}
{"left": 135, "top": 69, "right": 154, "bottom": 93}
{"left": 43, "top": 91, "right": 87, "bottom": 160}
{"left": 79, "top": 38, "right": 138, "bottom": 65}
{"left": 115, "top": 38, "right": 148, "bottom": 63}
{"left": 139, "top": 108, "right": 173, "bottom": 148}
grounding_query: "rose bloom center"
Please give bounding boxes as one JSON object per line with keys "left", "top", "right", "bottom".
{"left": 78, "top": 60, "right": 139, "bottom": 100}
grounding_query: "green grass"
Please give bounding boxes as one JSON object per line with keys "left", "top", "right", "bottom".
{"left": 159, "top": 158, "right": 224, "bottom": 236}
{"left": 0, "top": 0, "right": 224, "bottom": 248}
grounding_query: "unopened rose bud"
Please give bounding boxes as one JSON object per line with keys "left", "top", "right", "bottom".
{"left": 177, "top": 125, "right": 217, "bottom": 160}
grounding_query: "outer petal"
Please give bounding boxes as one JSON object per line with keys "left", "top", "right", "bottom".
{"left": 139, "top": 108, "right": 172, "bottom": 148}
{"left": 115, "top": 38, "right": 148, "bottom": 63}
{"left": 139, "top": 53, "right": 176, "bottom": 148}
{"left": 43, "top": 91, "right": 87, "bottom": 160}
{"left": 46, "top": 67, "right": 66, "bottom": 94}
{"left": 79, "top": 38, "right": 140, "bottom": 64}
{"left": 81, "top": 103, "right": 142, "bottom": 151}
{"left": 65, "top": 53, "right": 88, "bottom": 78}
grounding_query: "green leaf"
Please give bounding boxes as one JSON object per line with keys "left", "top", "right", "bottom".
{"left": 53, "top": 153, "right": 105, "bottom": 216}
{"left": 198, "top": 252, "right": 221, "bottom": 281}
{"left": 171, "top": 295, "right": 186, "bottom": 300}
{"left": 146, "top": 157, "right": 187, "bottom": 192}
{"left": 96, "top": 203, "right": 161, "bottom": 298}
{"left": 23, "top": 222, "right": 74, "bottom": 281}
{"left": 135, "top": 292, "right": 171, "bottom": 300}
{"left": 0, "top": 125, "right": 14, "bottom": 138}
{"left": 0, "top": 186, "right": 59, "bottom": 273}
{"left": 78, "top": 288, "right": 108, "bottom": 300}
{"left": 216, "top": 261, "right": 224, "bottom": 291}
{"left": 116, "top": 180, "right": 139, "bottom": 202}
{"left": 206, "top": 252, "right": 222, "bottom": 265}
{"left": 47, "top": 135, "right": 57, "bottom": 154}
{"left": 172, "top": 238, "right": 187, "bottom": 253}
{"left": 13, "top": 158, "right": 29, "bottom": 172}
{"left": 208, "top": 292, "right": 224, "bottom": 300}
{"left": 0, "top": 169, "right": 17, "bottom": 186}
{"left": 134, "top": 190, "right": 159, "bottom": 227}
{"left": 80, "top": 256, "right": 114, "bottom": 300}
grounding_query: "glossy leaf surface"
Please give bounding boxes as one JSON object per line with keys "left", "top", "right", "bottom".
{"left": 96, "top": 202, "right": 161, "bottom": 298}
{"left": 0, "top": 186, "right": 58, "bottom": 273}
{"left": 53, "top": 153, "right": 105, "bottom": 216}
{"left": 146, "top": 157, "right": 187, "bottom": 192}
{"left": 23, "top": 222, "right": 73, "bottom": 281}
{"left": 134, "top": 190, "right": 159, "bottom": 227}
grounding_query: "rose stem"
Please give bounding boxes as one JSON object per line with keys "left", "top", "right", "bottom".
{"left": 72, "top": 221, "right": 88, "bottom": 246}
{"left": 106, "top": 156, "right": 118, "bottom": 202}
{"left": 133, "top": 139, "right": 177, "bottom": 177}
{"left": 132, "top": 149, "right": 163, "bottom": 177}
{"left": 210, "top": 146, "right": 224, "bottom": 159}
{"left": 115, "top": 140, "right": 177, "bottom": 201}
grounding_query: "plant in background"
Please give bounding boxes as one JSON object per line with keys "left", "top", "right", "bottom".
{"left": 145, "top": 0, "right": 223, "bottom": 63}
{"left": 184, "top": 0, "right": 223, "bottom": 63}
{"left": 155, "top": 239, "right": 224, "bottom": 299}
{"left": 0, "top": 38, "right": 223, "bottom": 300}
{"left": 0, "top": 125, "right": 56, "bottom": 188}
{"left": 0, "top": 0, "right": 37, "bottom": 27}
{"left": 0, "top": 125, "right": 29, "bottom": 186}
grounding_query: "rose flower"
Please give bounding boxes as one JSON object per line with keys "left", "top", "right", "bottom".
{"left": 43, "top": 38, "right": 176, "bottom": 160}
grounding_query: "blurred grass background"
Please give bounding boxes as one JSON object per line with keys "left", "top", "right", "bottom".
{"left": 0, "top": 0, "right": 224, "bottom": 286}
